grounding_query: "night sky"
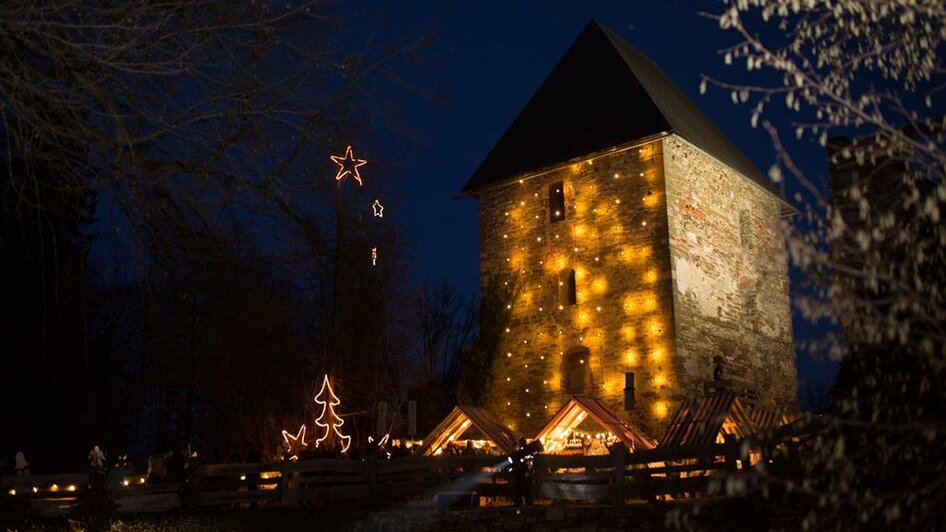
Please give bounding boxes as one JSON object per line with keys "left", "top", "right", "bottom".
{"left": 360, "top": 0, "right": 838, "bottom": 400}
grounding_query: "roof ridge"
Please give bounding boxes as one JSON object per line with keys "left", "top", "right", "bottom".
{"left": 461, "top": 19, "right": 787, "bottom": 206}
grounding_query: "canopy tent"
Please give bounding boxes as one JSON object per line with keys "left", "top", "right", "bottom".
{"left": 657, "top": 391, "right": 756, "bottom": 448}
{"left": 416, "top": 405, "right": 519, "bottom": 456}
{"left": 535, "top": 396, "right": 656, "bottom": 453}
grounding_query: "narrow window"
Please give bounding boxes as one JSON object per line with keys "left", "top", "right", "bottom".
{"left": 564, "top": 347, "right": 590, "bottom": 395}
{"left": 558, "top": 269, "right": 576, "bottom": 306}
{"left": 548, "top": 181, "right": 566, "bottom": 222}
{"left": 739, "top": 209, "right": 752, "bottom": 248}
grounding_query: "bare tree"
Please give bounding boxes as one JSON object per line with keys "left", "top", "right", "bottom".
{"left": 411, "top": 280, "right": 477, "bottom": 391}
{"left": 0, "top": 1, "right": 430, "bottom": 462}
{"left": 670, "top": 2, "right": 946, "bottom": 529}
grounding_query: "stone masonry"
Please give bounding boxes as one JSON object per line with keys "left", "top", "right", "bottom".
{"left": 664, "top": 136, "right": 797, "bottom": 409}
{"left": 477, "top": 134, "right": 796, "bottom": 437}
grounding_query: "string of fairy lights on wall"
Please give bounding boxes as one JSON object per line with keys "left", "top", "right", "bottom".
{"left": 494, "top": 141, "right": 672, "bottom": 428}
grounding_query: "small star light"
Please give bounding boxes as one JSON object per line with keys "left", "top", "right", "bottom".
{"left": 372, "top": 199, "right": 384, "bottom": 217}
{"left": 280, "top": 424, "right": 307, "bottom": 459}
{"left": 330, "top": 145, "right": 367, "bottom": 186}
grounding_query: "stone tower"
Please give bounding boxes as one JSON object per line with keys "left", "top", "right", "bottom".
{"left": 461, "top": 21, "right": 797, "bottom": 436}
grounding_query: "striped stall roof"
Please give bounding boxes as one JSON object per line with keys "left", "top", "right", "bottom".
{"left": 416, "top": 405, "right": 519, "bottom": 456}
{"left": 658, "top": 392, "right": 757, "bottom": 448}
{"left": 535, "top": 396, "right": 656, "bottom": 452}
{"left": 749, "top": 404, "right": 793, "bottom": 432}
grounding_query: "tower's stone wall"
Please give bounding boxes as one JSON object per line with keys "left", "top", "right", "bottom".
{"left": 476, "top": 135, "right": 798, "bottom": 439}
{"left": 663, "top": 135, "right": 797, "bottom": 409}
{"left": 478, "top": 140, "right": 677, "bottom": 437}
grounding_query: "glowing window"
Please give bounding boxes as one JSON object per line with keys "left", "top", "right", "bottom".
{"left": 558, "top": 269, "right": 576, "bottom": 307}
{"left": 549, "top": 182, "right": 566, "bottom": 222}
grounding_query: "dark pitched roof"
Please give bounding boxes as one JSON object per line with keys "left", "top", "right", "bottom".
{"left": 461, "top": 20, "right": 780, "bottom": 200}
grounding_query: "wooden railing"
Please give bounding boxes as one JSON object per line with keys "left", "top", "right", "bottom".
{"left": 1, "top": 418, "right": 820, "bottom": 513}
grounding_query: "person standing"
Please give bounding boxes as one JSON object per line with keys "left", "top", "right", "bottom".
{"left": 14, "top": 451, "right": 29, "bottom": 475}
{"left": 511, "top": 438, "right": 535, "bottom": 507}
{"left": 88, "top": 445, "right": 108, "bottom": 492}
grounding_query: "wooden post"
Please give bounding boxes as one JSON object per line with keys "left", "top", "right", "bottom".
{"left": 279, "top": 457, "right": 289, "bottom": 504}
{"left": 366, "top": 455, "right": 377, "bottom": 502}
{"left": 724, "top": 434, "right": 739, "bottom": 473}
{"left": 611, "top": 445, "right": 626, "bottom": 506}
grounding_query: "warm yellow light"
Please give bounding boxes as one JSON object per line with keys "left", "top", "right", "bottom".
{"left": 591, "top": 277, "right": 608, "bottom": 295}
{"left": 66, "top": 485, "right": 76, "bottom": 492}
{"left": 642, "top": 191, "right": 658, "bottom": 207}
{"left": 240, "top": 475, "right": 247, "bottom": 481}
{"left": 50, "top": 484, "right": 59, "bottom": 492}
{"left": 653, "top": 374, "right": 668, "bottom": 387}
{"left": 574, "top": 265, "right": 587, "bottom": 281}
{"left": 643, "top": 269, "right": 658, "bottom": 284}
{"left": 32, "top": 487, "right": 38, "bottom": 493}
{"left": 622, "top": 325, "right": 636, "bottom": 341}
{"left": 652, "top": 348, "right": 665, "bottom": 362}
{"left": 122, "top": 479, "right": 130, "bottom": 487}
{"left": 625, "top": 349, "right": 638, "bottom": 365}
{"left": 7, "top": 489, "right": 15, "bottom": 496}
{"left": 644, "top": 297, "right": 656, "bottom": 311}
{"left": 647, "top": 319, "right": 664, "bottom": 337}
{"left": 621, "top": 245, "right": 652, "bottom": 264}
{"left": 574, "top": 224, "right": 587, "bottom": 238}
{"left": 654, "top": 401, "right": 670, "bottom": 418}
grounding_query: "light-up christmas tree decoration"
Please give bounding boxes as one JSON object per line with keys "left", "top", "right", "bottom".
{"left": 313, "top": 374, "right": 351, "bottom": 453}
{"left": 280, "top": 424, "right": 307, "bottom": 459}
{"left": 330, "top": 145, "right": 367, "bottom": 186}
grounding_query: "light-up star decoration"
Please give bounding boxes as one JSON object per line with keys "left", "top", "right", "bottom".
{"left": 313, "top": 375, "right": 352, "bottom": 453}
{"left": 372, "top": 199, "right": 384, "bottom": 217}
{"left": 330, "top": 145, "right": 367, "bottom": 186}
{"left": 280, "top": 424, "right": 307, "bottom": 459}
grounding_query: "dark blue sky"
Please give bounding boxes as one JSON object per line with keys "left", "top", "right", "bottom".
{"left": 360, "top": 0, "right": 838, "bottom": 401}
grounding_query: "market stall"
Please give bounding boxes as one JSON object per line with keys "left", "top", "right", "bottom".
{"left": 534, "top": 396, "right": 655, "bottom": 454}
{"left": 416, "top": 405, "right": 519, "bottom": 456}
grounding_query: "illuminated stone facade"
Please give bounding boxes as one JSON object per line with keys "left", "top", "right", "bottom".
{"left": 476, "top": 134, "right": 796, "bottom": 436}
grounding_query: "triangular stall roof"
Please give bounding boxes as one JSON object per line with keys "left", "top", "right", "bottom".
{"left": 416, "top": 405, "right": 519, "bottom": 456}
{"left": 535, "top": 396, "right": 656, "bottom": 452}
{"left": 749, "top": 404, "right": 794, "bottom": 433}
{"left": 658, "top": 392, "right": 757, "bottom": 448}
{"left": 461, "top": 19, "right": 791, "bottom": 212}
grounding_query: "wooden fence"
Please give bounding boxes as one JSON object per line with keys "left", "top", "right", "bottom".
{"left": 1, "top": 417, "right": 818, "bottom": 514}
